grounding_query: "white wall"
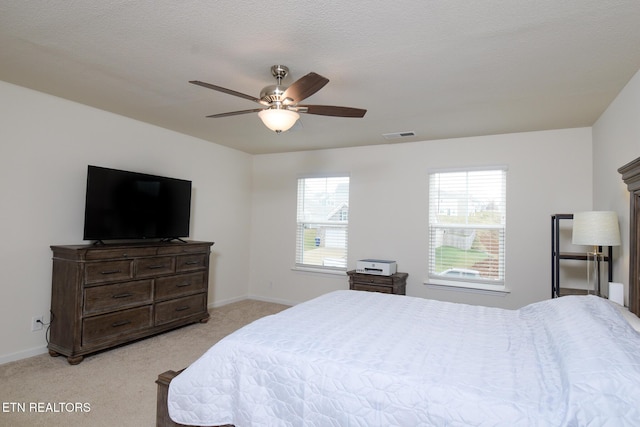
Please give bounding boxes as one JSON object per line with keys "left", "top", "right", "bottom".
{"left": 249, "top": 128, "right": 593, "bottom": 309}
{"left": 593, "top": 68, "right": 640, "bottom": 306}
{"left": 0, "top": 81, "right": 253, "bottom": 363}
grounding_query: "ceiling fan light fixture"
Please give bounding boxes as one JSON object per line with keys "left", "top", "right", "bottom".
{"left": 191, "top": 65, "right": 366, "bottom": 131}
{"left": 258, "top": 108, "right": 300, "bottom": 133}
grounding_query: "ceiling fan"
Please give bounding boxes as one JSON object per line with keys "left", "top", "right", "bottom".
{"left": 190, "top": 65, "right": 367, "bottom": 133}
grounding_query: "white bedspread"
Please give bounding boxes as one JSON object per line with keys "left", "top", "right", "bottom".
{"left": 168, "top": 291, "right": 640, "bottom": 426}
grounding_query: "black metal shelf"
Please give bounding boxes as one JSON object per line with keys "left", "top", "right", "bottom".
{"left": 557, "top": 252, "right": 610, "bottom": 262}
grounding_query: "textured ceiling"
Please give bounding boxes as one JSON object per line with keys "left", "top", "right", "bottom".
{"left": 2, "top": 1, "right": 640, "bottom": 154}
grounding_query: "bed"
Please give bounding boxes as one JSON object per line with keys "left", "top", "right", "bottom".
{"left": 157, "top": 289, "right": 640, "bottom": 427}
{"left": 156, "top": 159, "right": 640, "bottom": 427}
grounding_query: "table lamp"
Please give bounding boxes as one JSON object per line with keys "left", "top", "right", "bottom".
{"left": 572, "top": 211, "right": 621, "bottom": 296}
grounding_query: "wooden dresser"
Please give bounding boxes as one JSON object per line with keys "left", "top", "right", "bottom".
{"left": 347, "top": 270, "right": 408, "bottom": 295}
{"left": 48, "top": 240, "right": 213, "bottom": 364}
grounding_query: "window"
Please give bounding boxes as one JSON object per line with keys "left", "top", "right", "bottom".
{"left": 296, "top": 176, "right": 350, "bottom": 271}
{"left": 428, "top": 167, "right": 507, "bottom": 289}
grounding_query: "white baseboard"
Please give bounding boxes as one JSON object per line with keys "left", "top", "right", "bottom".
{"left": 0, "top": 345, "right": 48, "bottom": 366}
{"left": 207, "top": 294, "right": 248, "bottom": 308}
{"left": 208, "top": 294, "right": 296, "bottom": 310}
{"left": 247, "top": 294, "right": 297, "bottom": 307}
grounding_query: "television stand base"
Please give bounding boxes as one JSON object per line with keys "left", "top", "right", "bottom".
{"left": 161, "top": 237, "right": 187, "bottom": 243}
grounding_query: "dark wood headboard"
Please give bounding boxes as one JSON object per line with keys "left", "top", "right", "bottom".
{"left": 618, "top": 157, "right": 640, "bottom": 316}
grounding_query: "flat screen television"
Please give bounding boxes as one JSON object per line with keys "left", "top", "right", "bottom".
{"left": 83, "top": 165, "right": 192, "bottom": 242}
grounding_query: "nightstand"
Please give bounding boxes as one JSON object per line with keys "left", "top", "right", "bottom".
{"left": 347, "top": 270, "right": 408, "bottom": 295}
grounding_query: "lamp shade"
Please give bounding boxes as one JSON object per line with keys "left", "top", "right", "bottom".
{"left": 572, "top": 211, "right": 621, "bottom": 246}
{"left": 258, "top": 109, "right": 299, "bottom": 133}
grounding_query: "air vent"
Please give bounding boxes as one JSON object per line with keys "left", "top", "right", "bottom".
{"left": 382, "top": 131, "right": 416, "bottom": 140}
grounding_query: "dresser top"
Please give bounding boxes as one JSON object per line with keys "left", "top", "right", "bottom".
{"left": 51, "top": 240, "right": 214, "bottom": 261}
{"left": 51, "top": 240, "right": 214, "bottom": 250}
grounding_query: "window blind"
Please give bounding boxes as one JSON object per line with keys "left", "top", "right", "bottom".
{"left": 428, "top": 168, "right": 506, "bottom": 286}
{"left": 296, "top": 176, "right": 350, "bottom": 270}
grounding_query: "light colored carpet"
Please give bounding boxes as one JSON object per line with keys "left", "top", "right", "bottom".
{"left": 0, "top": 299, "right": 289, "bottom": 427}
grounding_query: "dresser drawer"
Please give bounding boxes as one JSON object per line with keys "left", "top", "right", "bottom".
{"left": 84, "top": 246, "right": 157, "bottom": 261}
{"left": 82, "top": 306, "right": 152, "bottom": 345}
{"left": 155, "top": 272, "right": 206, "bottom": 300}
{"left": 85, "top": 260, "right": 134, "bottom": 284}
{"left": 351, "top": 275, "right": 394, "bottom": 286}
{"left": 176, "top": 254, "right": 208, "bottom": 272}
{"left": 352, "top": 283, "right": 394, "bottom": 293}
{"left": 155, "top": 294, "right": 206, "bottom": 325}
{"left": 83, "top": 280, "right": 153, "bottom": 315}
{"left": 135, "top": 256, "right": 175, "bottom": 278}
{"left": 157, "top": 243, "right": 210, "bottom": 255}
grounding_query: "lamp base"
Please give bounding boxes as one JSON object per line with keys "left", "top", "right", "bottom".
{"left": 587, "top": 251, "right": 602, "bottom": 297}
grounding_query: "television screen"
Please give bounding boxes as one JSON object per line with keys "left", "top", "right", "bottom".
{"left": 83, "top": 165, "right": 192, "bottom": 241}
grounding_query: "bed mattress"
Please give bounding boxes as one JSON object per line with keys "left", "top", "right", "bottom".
{"left": 168, "top": 290, "right": 640, "bottom": 426}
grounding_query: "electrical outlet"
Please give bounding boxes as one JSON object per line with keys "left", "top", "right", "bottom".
{"left": 31, "top": 316, "right": 44, "bottom": 332}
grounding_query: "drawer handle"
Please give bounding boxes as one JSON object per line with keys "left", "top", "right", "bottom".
{"left": 111, "top": 320, "right": 131, "bottom": 328}
{"left": 185, "top": 261, "right": 200, "bottom": 265}
{"left": 147, "top": 264, "right": 167, "bottom": 270}
{"left": 112, "top": 292, "right": 133, "bottom": 299}
{"left": 101, "top": 269, "right": 122, "bottom": 275}
{"left": 175, "top": 306, "right": 190, "bottom": 312}
{"left": 176, "top": 282, "right": 192, "bottom": 288}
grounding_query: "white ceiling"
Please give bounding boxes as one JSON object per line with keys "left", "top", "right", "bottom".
{"left": 2, "top": 1, "right": 640, "bottom": 154}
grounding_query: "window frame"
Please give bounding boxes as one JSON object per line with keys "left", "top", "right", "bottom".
{"left": 294, "top": 174, "right": 350, "bottom": 274}
{"left": 426, "top": 166, "right": 508, "bottom": 293}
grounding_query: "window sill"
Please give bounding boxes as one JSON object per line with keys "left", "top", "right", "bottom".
{"left": 424, "top": 279, "right": 510, "bottom": 296}
{"left": 292, "top": 266, "right": 347, "bottom": 276}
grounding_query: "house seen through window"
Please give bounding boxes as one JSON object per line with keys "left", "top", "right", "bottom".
{"left": 296, "top": 176, "right": 349, "bottom": 271}
{"left": 428, "top": 167, "right": 507, "bottom": 288}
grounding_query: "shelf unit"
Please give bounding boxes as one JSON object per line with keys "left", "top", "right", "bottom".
{"left": 551, "top": 214, "right": 612, "bottom": 298}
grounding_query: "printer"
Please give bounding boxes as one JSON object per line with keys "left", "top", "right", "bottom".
{"left": 356, "top": 259, "right": 397, "bottom": 276}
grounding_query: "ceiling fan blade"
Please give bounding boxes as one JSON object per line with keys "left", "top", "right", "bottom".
{"left": 297, "top": 105, "right": 367, "bottom": 118}
{"left": 190, "top": 80, "right": 268, "bottom": 106}
{"left": 206, "top": 108, "right": 264, "bottom": 118}
{"left": 281, "top": 73, "right": 330, "bottom": 104}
